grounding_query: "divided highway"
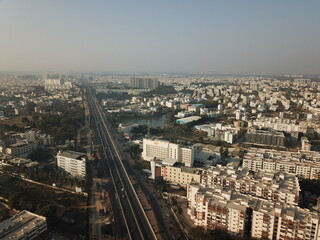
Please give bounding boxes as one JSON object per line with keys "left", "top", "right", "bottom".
{"left": 84, "top": 80, "right": 157, "bottom": 240}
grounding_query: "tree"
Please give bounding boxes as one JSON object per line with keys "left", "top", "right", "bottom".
{"left": 21, "top": 117, "right": 30, "bottom": 125}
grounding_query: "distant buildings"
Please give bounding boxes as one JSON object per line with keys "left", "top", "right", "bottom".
{"left": 57, "top": 150, "right": 86, "bottom": 177}
{"left": 44, "top": 74, "right": 73, "bottom": 90}
{"left": 130, "top": 77, "right": 159, "bottom": 89}
{"left": 0, "top": 210, "right": 47, "bottom": 239}
{"left": 243, "top": 148, "right": 320, "bottom": 179}
{"left": 245, "top": 129, "right": 285, "bottom": 147}
{"left": 142, "top": 138, "right": 194, "bottom": 167}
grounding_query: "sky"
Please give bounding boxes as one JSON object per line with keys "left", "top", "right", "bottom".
{"left": 0, "top": 0, "right": 319, "bottom": 74}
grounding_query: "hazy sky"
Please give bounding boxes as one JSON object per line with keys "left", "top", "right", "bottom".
{"left": 0, "top": 0, "right": 319, "bottom": 74}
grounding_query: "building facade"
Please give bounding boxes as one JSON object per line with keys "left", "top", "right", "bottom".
{"left": 130, "top": 77, "right": 159, "bottom": 89}
{"left": 57, "top": 150, "right": 86, "bottom": 177}
{"left": 142, "top": 138, "right": 195, "bottom": 167}
{"left": 243, "top": 148, "right": 320, "bottom": 179}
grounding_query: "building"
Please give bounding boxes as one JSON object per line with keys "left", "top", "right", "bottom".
{"left": 187, "top": 184, "right": 252, "bottom": 237}
{"left": 118, "top": 123, "right": 139, "bottom": 133}
{"left": 142, "top": 138, "right": 195, "bottom": 167}
{"left": 130, "top": 77, "right": 159, "bottom": 89}
{"left": 44, "top": 77, "right": 72, "bottom": 90}
{"left": 5, "top": 142, "right": 32, "bottom": 157}
{"left": 243, "top": 148, "right": 320, "bottom": 179}
{"left": 161, "top": 164, "right": 201, "bottom": 186}
{"left": 187, "top": 183, "right": 320, "bottom": 239}
{"left": 302, "top": 136, "right": 312, "bottom": 151}
{"left": 245, "top": 129, "right": 285, "bottom": 147}
{"left": 251, "top": 117, "right": 299, "bottom": 133}
{"left": 0, "top": 210, "right": 47, "bottom": 240}
{"left": 176, "top": 116, "right": 201, "bottom": 124}
{"left": 57, "top": 150, "right": 86, "bottom": 177}
{"left": 201, "top": 166, "right": 300, "bottom": 205}
{"left": 251, "top": 202, "right": 320, "bottom": 240}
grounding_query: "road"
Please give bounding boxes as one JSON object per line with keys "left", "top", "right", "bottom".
{"left": 84, "top": 80, "right": 158, "bottom": 240}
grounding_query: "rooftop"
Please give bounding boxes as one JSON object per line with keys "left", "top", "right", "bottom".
{"left": 0, "top": 210, "right": 46, "bottom": 239}
{"left": 58, "top": 150, "right": 86, "bottom": 160}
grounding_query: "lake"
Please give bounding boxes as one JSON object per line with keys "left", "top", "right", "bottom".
{"left": 122, "top": 114, "right": 167, "bottom": 128}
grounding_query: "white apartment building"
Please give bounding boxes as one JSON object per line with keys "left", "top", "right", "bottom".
{"left": 187, "top": 184, "right": 250, "bottom": 237}
{"left": 57, "top": 150, "right": 86, "bottom": 177}
{"left": 0, "top": 210, "right": 47, "bottom": 240}
{"left": 201, "top": 166, "right": 300, "bottom": 205}
{"left": 196, "top": 123, "right": 242, "bottom": 144}
{"left": 188, "top": 183, "right": 320, "bottom": 240}
{"left": 243, "top": 148, "right": 320, "bottom": 179}
{"left": 5, "top": 142, "right": 32, "bottom": 157}
{"left": 251, "top": 202, "right": 320, "bottom": 240}
{"left": 142, "top": 138, "right": 194, "bottom": 167}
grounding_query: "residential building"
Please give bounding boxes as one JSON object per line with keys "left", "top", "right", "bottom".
{"left": 245, "top": 129, "right": 285, "bottom": 147}
{"left": 57, "top": 150, "right": 86, "bottom": 177}
{"left": 130, "top": 77, "right": 159, "bottom": 89}
{"left": 243, "top": 148, "right": 320, "bottom": 179}
{"left": 187, "top": 183, "right": 320, "bottom": 239}
{"left": 0, "top": 210, "right": 47, "bottom": 240}
{"left": 201, "top": 166, "right": 300, "bottom": 205}
{"left": 5, "top": 142, "right": 32, "bottom": 157}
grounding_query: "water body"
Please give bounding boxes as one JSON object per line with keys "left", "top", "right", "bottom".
{"left": 122, "top": 114, "right": 166, "bottom": 128}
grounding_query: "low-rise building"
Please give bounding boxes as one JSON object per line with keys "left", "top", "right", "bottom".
{"left": 57, "top": 150, "right": 86, "bottom": 177}
{"left": 5, "top": 142, "right": 32, "bottom": 157}
{"left": 0, "top": 210, "right": 47, "bottom": 240}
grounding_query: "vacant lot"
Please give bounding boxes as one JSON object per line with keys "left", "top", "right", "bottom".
{"left": 0, "top": 174, "right": 87, "bottom": 236}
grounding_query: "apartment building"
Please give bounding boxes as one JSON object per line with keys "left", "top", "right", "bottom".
{"left": 142, "top": 138, "right": 194, "bottom": 167}
{"left": 187, "top": 183, "right": 320, "bottom": 239}
{"left": 5, "top": 142, "right": 32, "bottom": 157}
{"left": 0, "top": 210, "right": 47, "bottom": 239}
{"left": 187, "top": 184, "right": 252, "bottom": 237}
{"left": 243, "top": 148, "right": 320, "bottom": 179}
{"left": 57, "top": 150, "right": 86, "bottom": 177}
{"left": 130, "top": 77, "right": 159, "bottom": 89}
{"left": 251, "top": 202, "right": 320, "bottom": 240}
{"left": 245, "top": 129, "right": 285, "bottom": 147}
{"left": 251, "top": 117, "right": 299, "bottom": 133}
{"left": 201, "top": 166, "right": 300, "bottom": 205}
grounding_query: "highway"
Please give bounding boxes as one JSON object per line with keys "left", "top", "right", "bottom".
{"left": 84, "top": 80, "right": 158, "bottom": 240}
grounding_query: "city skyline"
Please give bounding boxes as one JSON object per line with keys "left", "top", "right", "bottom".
{"left": 0, "top": 0, "right": 320, "bottom": 74}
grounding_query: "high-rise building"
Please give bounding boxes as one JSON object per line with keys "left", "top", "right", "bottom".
{"left": 130, "top": 77, "right": 159, "bottom": 89}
